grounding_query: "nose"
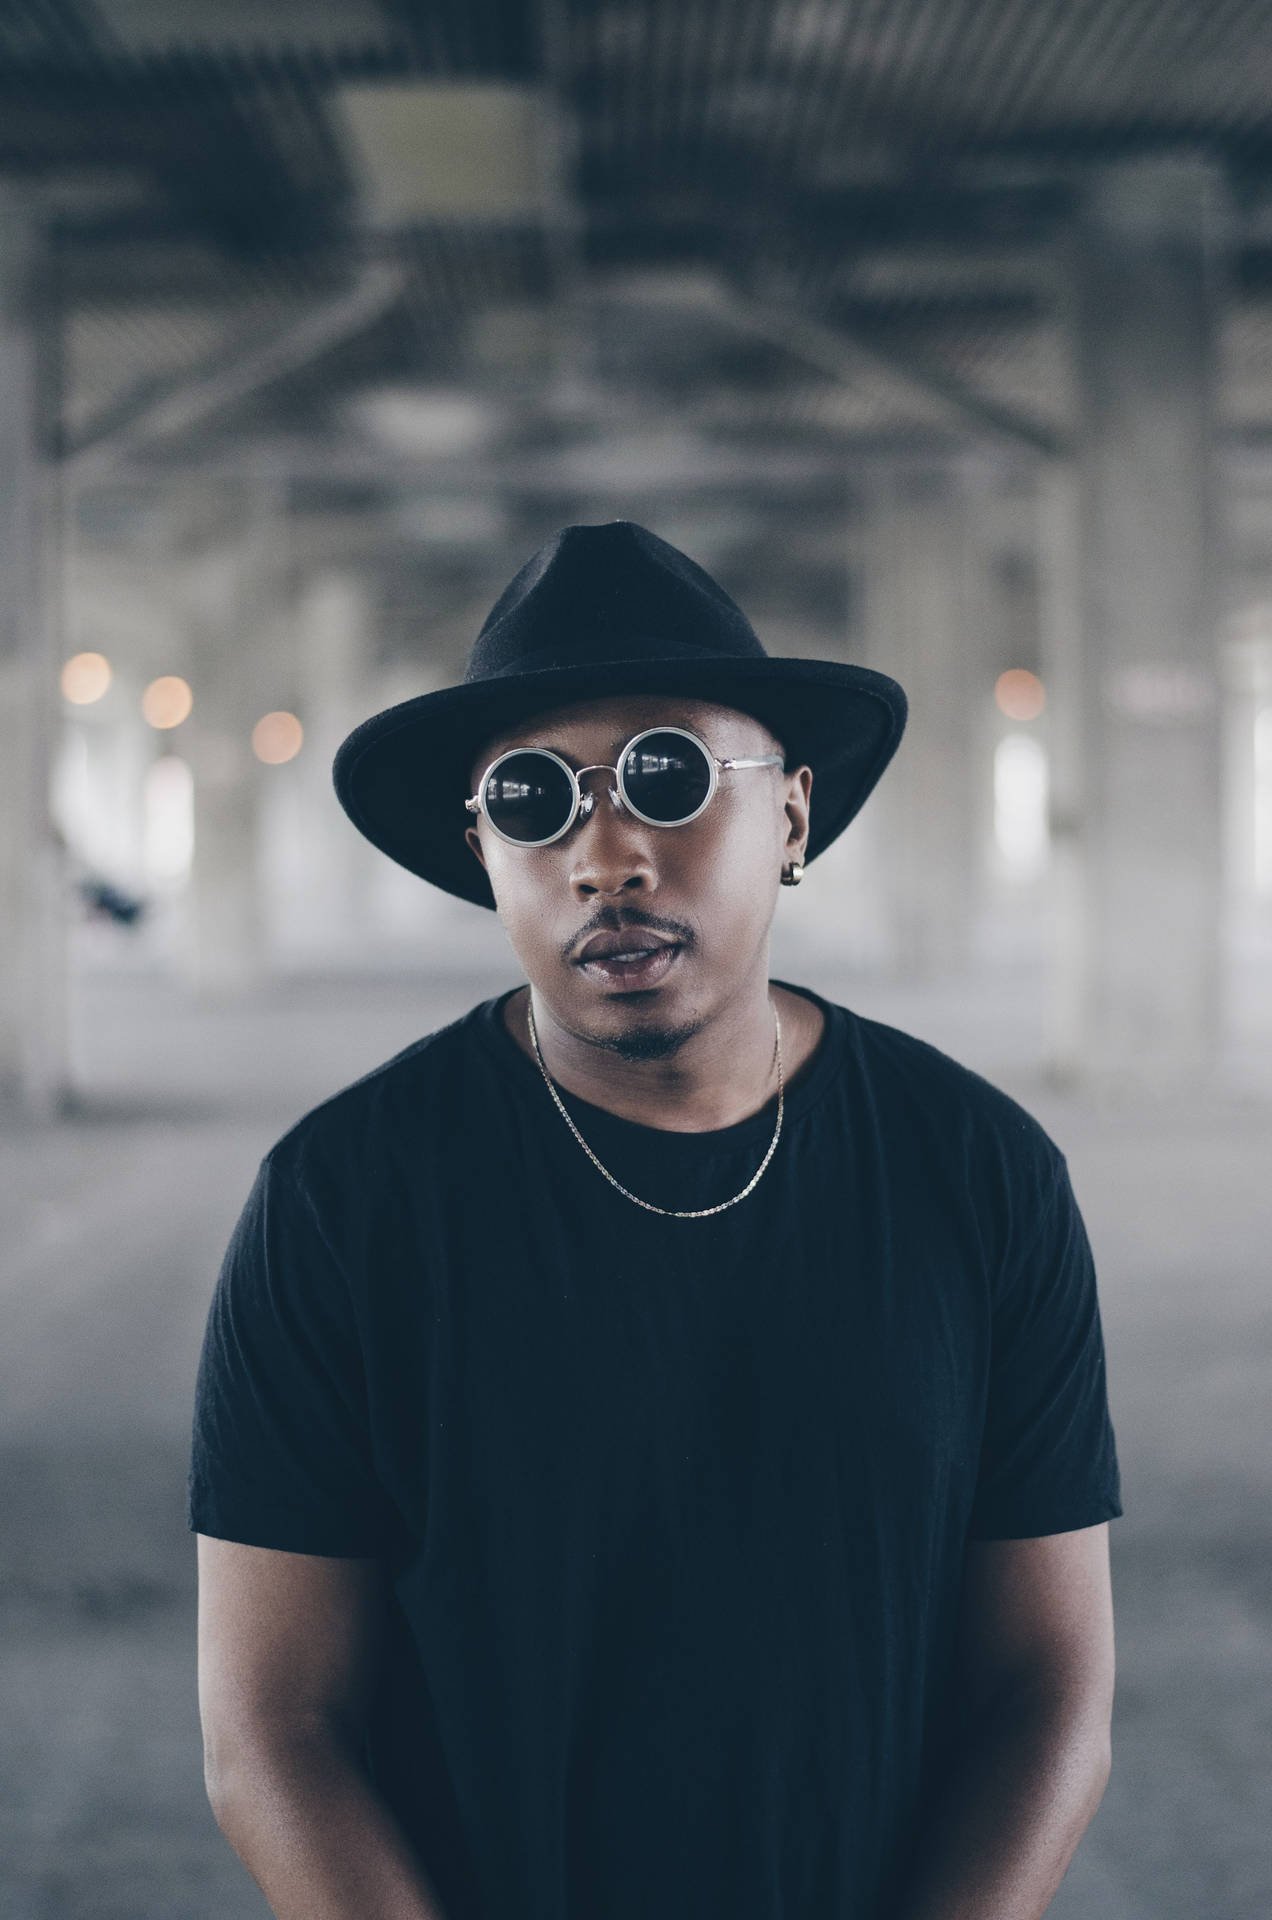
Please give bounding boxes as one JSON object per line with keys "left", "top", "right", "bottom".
{"left": 568, "top": 770, "right": 658, "bottom": 900}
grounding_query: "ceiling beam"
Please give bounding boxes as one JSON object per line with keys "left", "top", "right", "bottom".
{"left": 68, "top": 428, "right": 973, "bottom": 501}
{"left": 63, "top": 259, "right": 406, "bottom": 478}
{"left": 712, "top": 280, "right": 1070, "bottom": 462}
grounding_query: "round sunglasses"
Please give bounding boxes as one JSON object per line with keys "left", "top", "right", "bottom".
{"left": 465, "top": 725, "right": 784, "bottom": 847}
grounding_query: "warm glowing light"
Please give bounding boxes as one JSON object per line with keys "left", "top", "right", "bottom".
{"left": 61, "top": 651, "right": 112, "bottom": 705}
{"left": 142, "top": 675, "right": 193, "bottom": 730}
{"left": 251, "top": 711, "right": 304, "bottom": 765}
{"left": 994, "top": 668, "right": 1046, "bottom": 722}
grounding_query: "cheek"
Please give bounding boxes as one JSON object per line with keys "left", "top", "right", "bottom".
{"left": 678, "top": 810, "right": 782, "bottom": 922}
{"left": 482, "top": 845, "right": 561, "bottom": 944}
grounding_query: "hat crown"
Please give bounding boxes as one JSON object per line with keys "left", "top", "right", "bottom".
{"left": 464, "top": 521, "right": 768, "bottom": 683}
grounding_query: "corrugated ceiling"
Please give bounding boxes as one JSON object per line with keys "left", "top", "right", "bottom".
{"left": 3, "top": 0, "right": 1272, "bottom": 465}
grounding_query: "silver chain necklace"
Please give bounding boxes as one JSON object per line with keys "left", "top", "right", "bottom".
{"left": 525, "top": 994, "right": 784, "bottom": 1219}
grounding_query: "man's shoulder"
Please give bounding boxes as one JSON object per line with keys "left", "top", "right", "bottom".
{"left": 834, "top": 1001, "right": 1066, "bottom": 1178}
{"left": 262, "top": 993, "right": 504, "bottom": 1184}
{"left": 822, "top": 1003, "right": 1078, "bottom": 1267}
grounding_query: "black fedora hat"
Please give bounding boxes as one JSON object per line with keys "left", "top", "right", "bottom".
{"left": 333, "top": 520, "right": 907, "bottom": 910}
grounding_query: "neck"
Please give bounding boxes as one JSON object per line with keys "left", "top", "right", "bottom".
{"left": 513, "top": 970, "right": 783, "bottom": 1134}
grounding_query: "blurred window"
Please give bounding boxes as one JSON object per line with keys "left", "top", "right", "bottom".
{"left": 994, "top": 733, "right": 1050, "bottom": 881}
{"left": 143, "top": 754, "right": 194, "bottom": 887}
{"left": 1255, "top": 705, "right": 1272, "bottom": 896}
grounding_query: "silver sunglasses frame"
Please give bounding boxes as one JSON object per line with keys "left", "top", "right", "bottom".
{"left": 465, "top": 724, "right": 784, "bottom": 848}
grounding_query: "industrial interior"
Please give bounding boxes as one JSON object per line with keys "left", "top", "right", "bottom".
{"left": 1, "top": 4, "right": 1270, "bottom": 1914}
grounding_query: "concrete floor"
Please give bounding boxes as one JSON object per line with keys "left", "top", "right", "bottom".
{"left": 2, "top": 944, "right": 1270, "bottom": 1919}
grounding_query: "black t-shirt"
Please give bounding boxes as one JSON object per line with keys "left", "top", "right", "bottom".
{"left": 188, "top": 983, "right": 1121, "bottom": 1920}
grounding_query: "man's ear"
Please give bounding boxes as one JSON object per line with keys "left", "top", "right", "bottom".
{"left": 783, "top": 765, "right": 812, "bottom": 862}
{"left": 465, "top": 825, "right": 488, "bottom": 871}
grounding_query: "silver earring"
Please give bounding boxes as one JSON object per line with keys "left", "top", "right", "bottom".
{"left": 781, "top": 860, "right": 804, "bottom": 887}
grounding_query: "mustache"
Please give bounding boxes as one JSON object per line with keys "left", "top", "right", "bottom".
{"left": 562, "top": 906, "right": 697, "bottom": 966}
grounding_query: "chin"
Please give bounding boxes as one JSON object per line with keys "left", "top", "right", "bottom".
{"left": 585, "top": 1003, "right": 704, "bottom": 1062}
{"left": 608, "top": 1024, "right": 697, "bottom": 1062}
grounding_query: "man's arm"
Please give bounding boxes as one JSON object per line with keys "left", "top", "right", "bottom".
{"left": 196, "top": 1534, "right": 451, "bottom": 1920}
{"left": 892, "top": 1523, "right": 1115, "bottom": 1920}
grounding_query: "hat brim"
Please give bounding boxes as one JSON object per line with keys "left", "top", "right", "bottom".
{"left": 332, "top": 656, "right": 907, "bottom": 909}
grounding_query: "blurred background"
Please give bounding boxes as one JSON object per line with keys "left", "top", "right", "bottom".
{"left": 1, "top": 2, "right": 1270, "bottom": 1914}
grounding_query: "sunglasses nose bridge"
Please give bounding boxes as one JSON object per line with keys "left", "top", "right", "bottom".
{"left": 573, "top": 764, "right": 624, "bottom": 824}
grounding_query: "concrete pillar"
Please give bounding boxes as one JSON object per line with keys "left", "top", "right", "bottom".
{"left": 180, "top": 485, "right": 285, "bottom": 994}
{"left": 971, "top": 477, "right": 1052, "bottom": 959}
{"left": 1057, "top": 157, "right": 1225, "bottom": 1084}
{"left": 1037, "top": 465, "right": 1088, "bottom": 1074}
{"left": 0, "top": 191, "right": 68, "bottom": 1115}
{"left": 279, "top": 569, "right": 375, "bottom": 963}
{"left": 1220, "top": 605, "right": 1272, "bottom": 911}
{"left": 858, "top": 464, "right": 984, "bottom": 977}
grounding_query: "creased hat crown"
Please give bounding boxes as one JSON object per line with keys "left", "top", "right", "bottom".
{"left": 465, "top": 521, "right": 767, "bottom": 680}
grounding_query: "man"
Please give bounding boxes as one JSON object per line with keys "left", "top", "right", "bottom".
{"left": 189, "top": 520, "right": 1121, "bottom": 1920}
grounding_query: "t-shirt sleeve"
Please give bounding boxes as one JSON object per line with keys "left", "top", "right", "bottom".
{"left": 187, "top": 1147, "right": 393, "bottom": 1557}
{"left": 968, "top": 1150, "right": 1122, "bottom": 1540}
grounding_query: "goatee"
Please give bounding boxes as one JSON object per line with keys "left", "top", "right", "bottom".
{"left": 599, "top": 1018, "right": 702, "bottom": 1062}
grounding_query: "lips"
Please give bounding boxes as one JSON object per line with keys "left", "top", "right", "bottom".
{"left": 576, "top": 929, "right": 673, "bottom": 963}
{"left": 574, "top": 928, "right": 682, "bottom": 988}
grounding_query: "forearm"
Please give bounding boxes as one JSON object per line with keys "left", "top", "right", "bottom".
{"left": 208, "top": 1726, "right": 451, "bottom": 1920}
{"left": 891, "top": 1688, "right": 1112, "bottom": 1920}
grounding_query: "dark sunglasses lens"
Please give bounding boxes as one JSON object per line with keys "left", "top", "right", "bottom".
{"left": 622, "top": 732, "right": 713, "bottom": 823}
{"left": 483, "top": 752, "right": 574, "bottom": 842}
